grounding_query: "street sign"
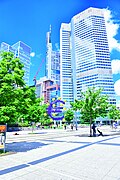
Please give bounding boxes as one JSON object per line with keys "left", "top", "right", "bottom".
{"left": 0, "top": 144, "right": 4, "bottom": 149}
{"left": 0, "top": 125, "right": 6, "bottom": 133}
{"left": 0, "top": 124, "right": 7, "bottom": 152}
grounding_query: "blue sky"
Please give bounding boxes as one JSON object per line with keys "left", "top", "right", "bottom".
{"left": 0, "top": 0, "right": 120, "bottom": 104}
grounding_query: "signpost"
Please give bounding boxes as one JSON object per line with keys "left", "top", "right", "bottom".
{"left": 0, "top": 124, "right": 7, "bottom": 153}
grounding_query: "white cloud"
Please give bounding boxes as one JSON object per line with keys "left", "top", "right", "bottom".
{"left": 30, "top": 52, "right": 35, "bottom": 57}
{"left": 103, "top": 9, "right": 120, "bottom": 52}
{"left": 114, "top": 79, "right": 120, "bottom": 96}
{"left": 111, "top": 60, "right": 120, "bottom": 74}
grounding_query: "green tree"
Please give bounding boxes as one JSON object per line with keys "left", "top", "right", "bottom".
{"left": 108, "top": 105, "right": 120, "bottom": 121}
{"left": 71, "top": 99, "right": 82, "bottom": 111}
{"left": 0, "top": 51, "right": 51, "bottom": 126}
{"left": 0, "top": 51, "right": 38, "bottom": 125}
{"left": 0, "top": 51, "right": 25, "bottom": 89}
{"left": 38, "top": 103, "right": 51, "bottom": 126}
{"left": 27, "top": 100, "right": 50, "bottom": 125}
{"left": 64, "top": 109, "right": 74, "bottom": 124}
{"left": 0, "top": 52, "right": 25, "bottom": 124}
{"left": 16, "top": 86, "right": 40, "bottom": 125}
{"left": 71, "top": 87, "right": 109, "bottom": 136}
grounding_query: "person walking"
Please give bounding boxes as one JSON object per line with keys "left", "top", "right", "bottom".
{"left": 92, "top": 123, "right": 96, "bottom": 137}
{"left": 71, "top": 124, "right": 73, "bottom": 130}
{"left": 64, "top": 123, "right": 67, "bottom": 130}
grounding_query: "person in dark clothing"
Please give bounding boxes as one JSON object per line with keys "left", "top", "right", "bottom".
{"left": 64, "top": 124, "right": 67, "bottom": 130}
{"left": 97, "top": 128, "right": 104, "bottom": 136}
{"left": 92, "top": 123, "right": 96, "bottom": 137}
{"left": 71, "top": 124, "right": 73, "bottom": 130}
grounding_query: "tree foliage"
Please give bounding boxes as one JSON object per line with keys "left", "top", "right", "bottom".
{"left": 64, "top": 109, "right": 74, "bottom": 124}
{"left": 0, "top": 51, "right": 25, "bottom": 88}
{"left": 108, "top": 105, "right": 120, "bottom": 121}
{"left": 71, "top": 87, "right": 109, "bottom": 136}
{"left": 28, "top": 102, "right": 50, "bottom": 125}
{"left": 71, "top": 99, "right": 82, "bottom": 111}
{"left": 0, "top": 51, "right": 50, "bottom": 126}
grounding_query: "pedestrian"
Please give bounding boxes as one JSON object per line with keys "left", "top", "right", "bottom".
{"left": 113, "top": 121, "right": 118, "bottom": 130}
{"left": 64, "top": 123, "right": 66, "bottom": 130}
{"left": 92, "top": 123, "right": 96, "bottom": 137}
{"left": 71, "top": 124, "right": 73, "bottom": 130}
{"left": 75, "top": 123, "right": 78, "bottom": 130}
{"left": 111, "top": 120, "right": 113, "bottom": 129}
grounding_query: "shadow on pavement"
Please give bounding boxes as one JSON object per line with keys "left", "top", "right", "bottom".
{"left": 75, "top": 132, "right": 120, "bottom": 137}
{"left": 6, "top": 141, "right": 50, "bottom": 153}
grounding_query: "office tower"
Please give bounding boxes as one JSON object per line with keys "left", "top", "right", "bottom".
{"left": 60, "top": 23, "right": 74, "bottom": 107}
{"left": 60, "top": 7, "right": 116, "bottom": 106}
{"left": 0, "top": 42, "right": 15, "bottom": 54}
{"left": 46, "top": 26, "right": 60, "bottom": 86}
{"left": 45, "top": 26, "right": 60, "bottom": 102}
{"left": 0, "top": 41, "right": 31, "bottom": 85}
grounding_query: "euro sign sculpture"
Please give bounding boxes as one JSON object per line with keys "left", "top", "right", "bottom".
{"left": 47, "top": 99, "right": 65, "bottom": 120}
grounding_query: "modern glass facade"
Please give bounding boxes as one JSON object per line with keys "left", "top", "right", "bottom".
{"left": 0, "top": 41, "right": 31, "bottom": 85}
{"left": 50, "top": 51, "right": 60, "bottom": 86}
{"left": 12, "top": 41, "right": 31, "bottom": 85}
{"left": 60, "top": 23, "right": 73, "bottom": 107}
{"left": 0, "top": 42, "right": 15, "bottom": 54}
{"left": 45, "top": 26, "right": 60, "bottom": 102}
{"left": 60, "top": 7, "right": 116, "bottom": 106}
{"left": 46, "top": 26, "right": 60, "bottom": 86}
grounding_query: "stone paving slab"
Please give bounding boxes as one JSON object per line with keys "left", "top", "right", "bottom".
{"left": 0, "top": 128, "right": 120, "bottom": 179}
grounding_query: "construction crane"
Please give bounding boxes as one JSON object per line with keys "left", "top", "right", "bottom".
{"left": 33, "top": 58, "right": 45, "bottom": 86}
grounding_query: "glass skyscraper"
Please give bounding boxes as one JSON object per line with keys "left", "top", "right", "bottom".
{"left": 0, "top": 41, "right": 31, "bottom": 85}
{"left": 60, "top": 7, "right": 116, "bottom": 106}
{"left": 60, "top": 23, "right": 74, "bottom": 107}
{"left": 46, "top": 26, "right": 60, "bottom": 101}
{"left": 46, "top": 26, "right": 60, "bottom": 86}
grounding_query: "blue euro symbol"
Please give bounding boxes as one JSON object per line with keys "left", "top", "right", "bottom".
{"left": 47, "top": 99, "right": 65, "bottom": 120}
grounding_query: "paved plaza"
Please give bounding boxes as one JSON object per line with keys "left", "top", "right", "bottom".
{"left": 0, "top": 126, "right": 120, "bottom": 180}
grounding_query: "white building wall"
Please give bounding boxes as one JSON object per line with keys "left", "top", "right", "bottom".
{"left": 60, "top": 7, "right": 116, "bottom": 105}
{"left": 60, "top": 23, "right": 73, "bottom": 107}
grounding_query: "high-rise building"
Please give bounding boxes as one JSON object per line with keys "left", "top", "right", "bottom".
{"left": 0, "top": 41, "right": 31, "bottom": 85}
{"left": 60, "top": 23, "right": 74, "bottom": 107}
{"left": 46, "top": 26, "right": 60, "bottom": 86}
{"left": 45, "top": 26, "right": 60, "bottom": 102}
{"left": 60, "top": 7, "right": 116, "bottom": 107}
{"left": 0, "top": 42, "right": 15, "bottom": 54}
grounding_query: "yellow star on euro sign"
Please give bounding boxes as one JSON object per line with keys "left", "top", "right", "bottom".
{"left": 62, "top": 118, "right": 66, "bottom": 122}
{"left": 50, "top": 119, "right": 53, "bottom": 122}
{"left": 53, "top": 104, "right": 56, "bottom": 107}
{"left": 52, "top": 98, "right": 55, "bottom": 101}
{"left": 58, "top": 97, "right": 61, "bottom": 100}
{"left": 63, "top": 107, "right": 67, "bottom": 110}
{"left": 64, "top": 100, "right": 67, "bottom": 102}
{"left": 60, "top": 103, "right": 63, "bottom": 106}
{"left": 52, "top": 113, "right": 56, "bottom": 116}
